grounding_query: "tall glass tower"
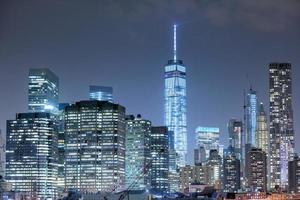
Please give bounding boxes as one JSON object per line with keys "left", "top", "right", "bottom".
{"left": 269, "top": 63, "right": 294, "bottom": 189}
{"left": 89, "top": 85, "right": 113, "bottom": 102}
{"left": 246, "top": 88, "right": 258, "bottom": 147}
{"left": 164, "top": 24, "right": 187, "bottom": 167}
{"left": 28, "top": 68, "right": 59, "bottom": 114}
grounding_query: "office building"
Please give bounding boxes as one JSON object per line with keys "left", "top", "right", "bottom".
{"left": 223, "top": 146, "right": 241, "bottom": 193}
{"left": 246, "top": 88, "right": 258, "bottom": 147}
{"left": 89, "top": 85, "right": 113, "bottom": 103}
{"left": 194, "top": 147, "right": 206, "bottom": 165}
{"left": 28, "top": 68, "right": 59, "bottom": 113}
{"left": 64, "top": 100, "right": 126, "bottom": 193}
{"left": 164, "top": 24, "right": 187, "bottom": 167}
{"left": 206, "top": 150, "right": 222, "bottom": 189}
{"left": 269, "top": 63, "right": 294, "bottom": 189}
{"left": 247, "top": 148, "right": 267, "bottom": 192}
{"left": 168, "top": 131, "right": 179, "bottom": 192}
{"left": 195, "top": 126, "right": 220, "bottom": 160}
{"left": 0, "top": 130, "right": 5, "bottom": 177}
{"left": 179, "top": 164, "right": 209, "bottom": 193}
{"left": 150, "top": 126, "right": 169, "bottom": 195}
{"left": 288, "top": 156, "right": 300, "bottom": 193}
{"left": 125, "top": 114, "right": 151, "bottom": 191}
{"left": 228, "top": 119, "right": 243, "bottom": 161}
{"left": 6, "top": 113, "right": 58, "bottom": 199}
{"left": 57, "top": 103, "right": 70, "bottom": 191}
{"left": 256, "top": 103, "right": 269, "bottom": 154}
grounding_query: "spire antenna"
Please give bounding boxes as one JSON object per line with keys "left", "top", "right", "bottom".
{"left": 173, "top": 24, "right": 177, "bottom": 61}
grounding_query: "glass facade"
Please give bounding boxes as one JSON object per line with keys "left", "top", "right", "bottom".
{"left": 89, "top": 85, "right": 113, "bottom": 103}
{"left": 6, "top": 113, "right": 58, "bottom": 199}
{"left": 228, "top": 119, "right": 243, "bottom": 161}
{"left": 246, "top": 88, "right": 258, "bottom": 147}
{"left": 150, "top": 126, "right": 170, "bottom": 195}
{"left": 164, "top": 59, "right": 187, "bottom": 167}
{"left": 269, "top": 63, "right": 294, "bottom": 189}
{"left": 125, "top": 115, "right": 151, "bottom": 191}
{"left": 28, "top": 68, "right": 59, "bottom": 114}
{"left": 195, "top": 126, "right": 220, "bottom": 160}
{"left": 64, "top": 100, "right": 126, "bottom": 193}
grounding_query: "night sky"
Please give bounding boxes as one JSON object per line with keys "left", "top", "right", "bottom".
{"left": 0, "top": 0, "right": 300, "bottom": 163}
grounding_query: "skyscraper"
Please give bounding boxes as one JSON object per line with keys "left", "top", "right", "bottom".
{"left": 223, "top": 146, "right": 241, "bottom": 193}
{"left": 228, "top": 119, "right": 243, "bottom": 161}
{"left": 206, "top": 150, "right": 222, "bottom": 189}
{"left": 247, "top": 148, "right": 267, "bottom": 192}
{"left": 194, "top": 147, "right": 206, "bottom": 165}
{"left": 246, "top": 88, "right": 258, "bottom": 147}
{"left": 288, "top": 156, "right": 300, "bottom": 193}
{"left": 256, "top": 103, "right": 269, "bottom": 155}
{"left": 164, "top": 24, "right": 187, "bottom": 167}
{"left": 195, "top": 127, "right": 220, "bottom": 160}
{"left": 28, "top": 68, "right": 59, "bottom": 113}
{"left": 89, "top": 85, "right": 113, "bottom": 102}
{"left": 6, "top": 113, "right": 58, "bottom": 199}
{"left": 0, "top": 130, "right": 5, "bottom": 177}
{"left": 64, "top": 100, "right": 126, "bottom": 193}
{"left": 150, "top": 126, "right": 170, "bottom": 195}
{"left": 57, "top": 103, "right": 70, "bottom": 191}
{"left": 125, "top": 114, "right": 151, "bottom": 191}
{"left": 269, "top": 63, "right": 294, "bottom": 189}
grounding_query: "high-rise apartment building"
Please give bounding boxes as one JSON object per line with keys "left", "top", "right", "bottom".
{"left": 28, "top": 68, "right": 59, "bottom": 113}
{"left": 125, "top": 114, "right": 151, "bottom": 191}
{"left": 64, "top": 101, "right": 126, "bottom": 193}
{"left": 195, "top": 127, "right": 220, "bottom": 160}
{"left": 269, "top": 63, "right": 294, "bottom": 189}
{"left": 150, "top": 126, "right": 170, "bottom": 195}
{"left": 164, "top": 25, "right": 187, "bottom": 167}
{"left": 89, "top": 85, "right": 113, "bottom": 103}
{"left": 247, "top": 148, "right": 267, "bottom": 192}
{"left": 6, "top": 113, "right": 58, "bottom": 199}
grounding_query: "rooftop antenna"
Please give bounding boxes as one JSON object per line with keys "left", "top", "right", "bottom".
{"left": 173, "top": 24, "right": 177, "bottom": 61}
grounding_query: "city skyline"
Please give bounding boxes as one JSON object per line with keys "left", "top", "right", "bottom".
{"left": 0, "top": 1, "right": 300, "bottom": 164}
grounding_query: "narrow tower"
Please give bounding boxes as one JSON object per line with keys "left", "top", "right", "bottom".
{"left": 164, "top": 24, "right": 187, "bottom": 167}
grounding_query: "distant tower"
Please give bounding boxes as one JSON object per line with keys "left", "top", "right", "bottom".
{"left": 28, "top": 68, "right": 59, "bottom": 113}
{"left": 89, "top": 85, "right": 113, "bottom": 102}
{"left": 256, "top": 103, "right": 269, "bottom": 154}
{"left": 195, "top": 127, "right": 220, "bottom": 160}
{"left": 269, "top": 63, "right": 294, "bottom": 189}
{"left": 228, "top": 119, "right": 243, "bottom": 161}
{"left": 246, "top": 88, "right": 258, "bottom": 147}
{"left": 164, "top": 24, "right": 187, "bottom": 167}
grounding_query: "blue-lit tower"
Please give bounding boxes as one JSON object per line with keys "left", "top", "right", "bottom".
{"left": 164, "top": 24, "right": 187, "bottom": 167}
{"left": 246, "top": 87, "right": 258, "bottom": 146}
